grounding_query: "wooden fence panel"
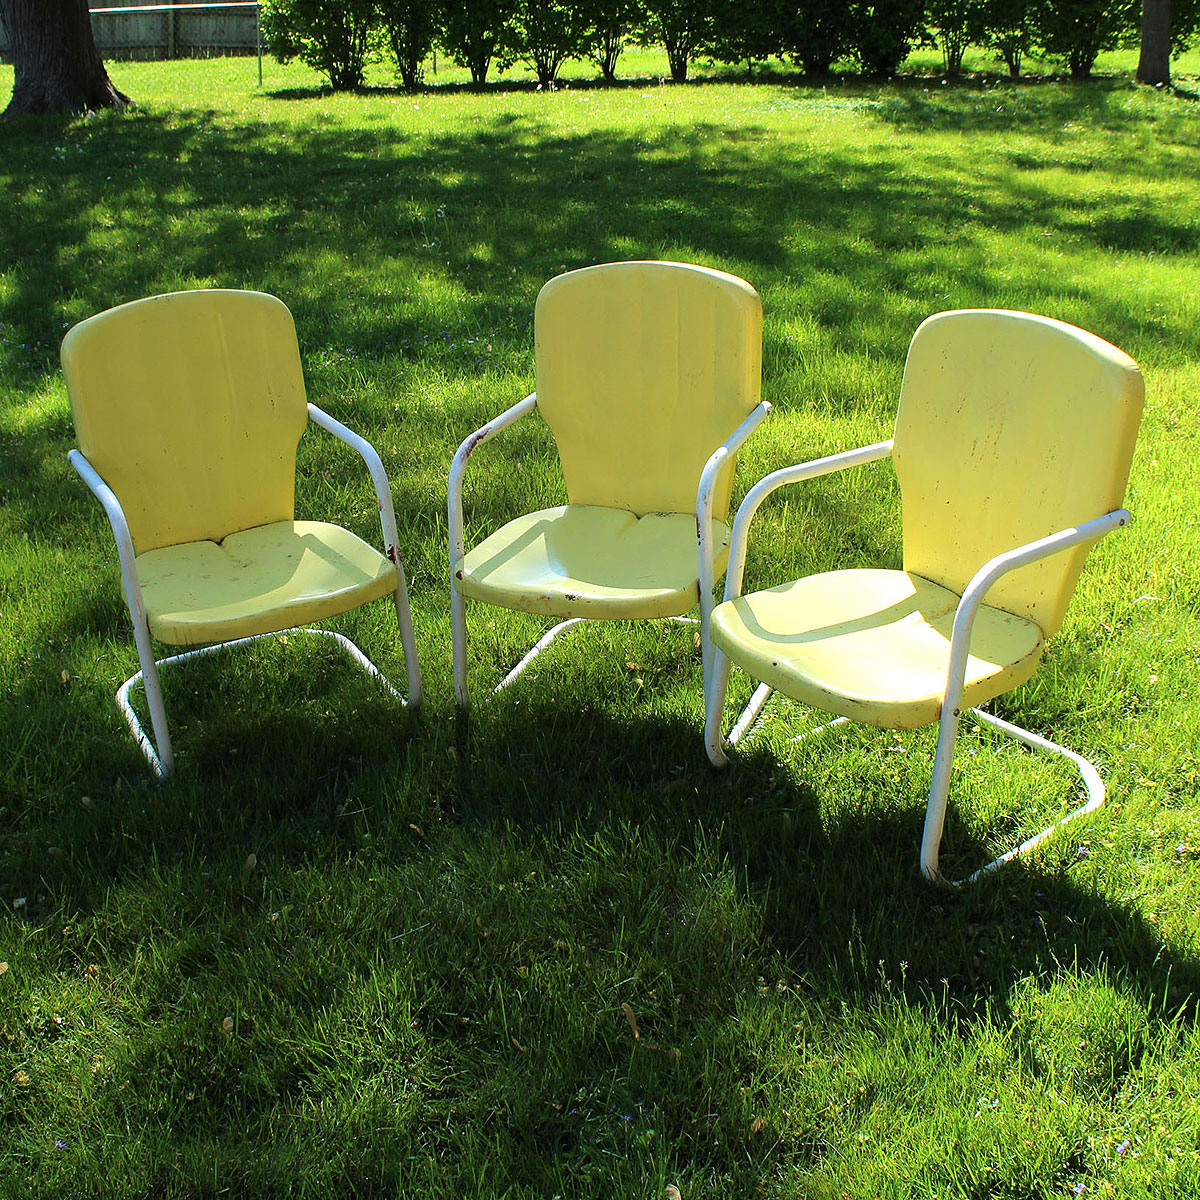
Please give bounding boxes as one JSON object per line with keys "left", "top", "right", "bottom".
{"left": 0, "top": 4, "right": 259, "bottom": 60}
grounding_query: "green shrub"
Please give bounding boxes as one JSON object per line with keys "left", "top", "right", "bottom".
{"left": 978, "top": 0, "right": 1036, "bottom": 77}
{"left": 928, "top": 0, "right": 987, "bottom": 75}
{"left": 780, "top": 0, "right": 855, "bottom": 76}
{"left": 707, "top": 0, "right": 787, "bottom": 76}
{"left": 504, "top": 0, "right": 588, "bottom": 86}
{"left": 851, "top": 0, "right": 926, "bottom": 76}
{"left": 578, "top": 0, "right": 645, "bottom": 80}
{"left": 1030, "top": 0, "right": 1138, "bottom": 79}
{"left": 261, "top": 0, "right": 379, "bottom": 90}
{"left": 640, "top": 0, "right": 715, "bottom": 82}
{"left": 377, "top": 0, "right": 444, "bottom": 89}
{"left": 441, "top": 0, "right": 516, "bottom": 86}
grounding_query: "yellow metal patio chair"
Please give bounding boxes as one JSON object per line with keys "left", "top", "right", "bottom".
{"left": 63, "top": 289, "right": 421, "bottom": 778}
{"left": 449, "top": 261, "right": 770, "bottom": 707}
{"left": 704, "top": 309, "right": 1144, "bottom": 887}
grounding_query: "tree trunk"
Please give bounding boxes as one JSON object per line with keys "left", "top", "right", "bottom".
{"left": 1067, "top": 48, "right": 1096, "bottom": 80}
{"left": 1, "top": 0, "right": 130, "bottom": 118}
{"left": 467, "top": 47, "right": 491, "bottom": 87}
{"left": 664, "top": 37, "right": 688, "bottom": 82}
{"left": 596, "top": 32, "right": 621, "bottom": 82}
{"left": 1136, "top": 0, "right": 1172, "bottom": 86}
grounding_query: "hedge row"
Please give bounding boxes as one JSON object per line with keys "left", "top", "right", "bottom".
{"left": 261, "top": 0, "right": 1198, "bottom": 91}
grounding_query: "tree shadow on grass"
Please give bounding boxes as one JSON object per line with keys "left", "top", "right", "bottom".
{"left": 1, "top": 87, "right": 1186, "bottom": 840}
{"left": 265, "top": 73, "right": 732, "bottom": 102}
{"left": 451, "top": 685, "right": 1200, "bottom": 1021}
{"left": 2, "top": 89, "right": 1191, "bottom": 402}
{"left": 4, "top": 601, "right": 1191, "bottom": 1195}
{"left": 1, "top": 92, "right": 1187, "bottom": 582}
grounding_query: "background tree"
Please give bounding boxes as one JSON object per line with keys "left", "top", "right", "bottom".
{"left": 504, "top": 0, "right": 586, "bottom": 86}
{"left": 640, "top": 0, "right": 715, "bottom": 81}
{"left": 928, "top": 0, "right": 985, "bottom": 75}
{"left": 978, "top": 0, "right": 1035, "bottom": 76}
{"left": 579, "top": 0, "right": 644, "bottom": 81}
{"left": 262, "top": 0, "right": 378, "bottom": 90}
{"left": 0, "top": 0, "right": 129, "bottom": 117}
{"left": 1137, "top": 0, "right": 1172, "bottom": 83}
{"left": 779, "top": 0, "right": 854, "bottom": 76}
{"left": 850, "top": 0, "right": 927, "bottom": 75}
{"left": 441, "top": 0, "right": 516, "bottom": 86}
{"left": 707, "top": 0, "right": 786, "bottom": 77}
{"left": 1135, "top": 0, "right": 1200, "bottom": 83}
{"left": 377, "top": 0, "right": 443, "bottom": 90}
{"left": 1030, "top": 0, "right": 1139, "bottom": 80}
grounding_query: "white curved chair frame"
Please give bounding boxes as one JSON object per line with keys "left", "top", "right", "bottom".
{"left": 704, "top": 442, "right": 1130, "bottom": 888}
{"left": 71, "top": 403, "right": 421, "bottom": 779}
{"left": 449, "top": 393, "right": 771, "bottom": 708}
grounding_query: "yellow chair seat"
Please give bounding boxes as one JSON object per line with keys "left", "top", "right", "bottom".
{"left": 136, "top": 520, "right": 398, "bottom": 645}
{"left": 709, "top": 568, "right": 1045, "bottom": 729}
{"left": 455, "top": 505, "right": 731, "bottom": 619}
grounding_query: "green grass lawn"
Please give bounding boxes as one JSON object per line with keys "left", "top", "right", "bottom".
{"left": 1, "top": 44, "right": 1199, "bottom": 1199}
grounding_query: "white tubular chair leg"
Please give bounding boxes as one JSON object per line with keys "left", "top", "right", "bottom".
{"left": 120, "top": 612, "right": 175, "bottom": 779}
{"left": 921, "top": 706, "right": 1106, "bottom": 889}
{"left": 493, "top": 615, "right": 700, "bottom": 698}
{"left": 707, "top": 676, "right": 845, "bottom": 767}
{"left": 704, "top": 648, "right": 735, "bottom": 767}
{"left": 919, "top": 699, "right": 965, "bottom": 886}
{"left": 451, "top": 588, "right": 470, "bottom": 709}
{"left": 696, "top": 401, "right": 773, "bottom": 719}
{"left": 703, "top": 440, "right": 895, "bottom": 770}
{"left": 919, "top": 509, "right": 1130, "bottom": 886}
{"left": 787, "top": 714, "right": 849, "bottom": 745}
{"left": 493, "top": 618, "right": 588, "bottom": 694}
{"left": 704, "top": 650, "right": 778, "bottom": 767}
{"left": 704, "top": 650, "right": 777, "bottom": 767}
{"left": 118, "top": 628, "right": 405, "bottom": 780}
{"left": 730, "top": 682, "right": 777, "bottom": 746}
{"left": 379, "top": 490, "right": 421, "bottom": 711}
{"left": 697, "top": 581, "right": 714, "bottom": 721}
{"left": 448, "top": 393, "right": 539, "bottom": 711}
{"left": 391, "top": 569, "right": 422, "bottom": 709}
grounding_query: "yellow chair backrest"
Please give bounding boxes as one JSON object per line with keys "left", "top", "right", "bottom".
{"left": 893, "top": 309, "right": 1144, "bottom": 635}
{"left": 534, "top": 261, "right": 762, "bottom": 521}
{"left": 62, "top": 290, "right": 308, "bottom": 554}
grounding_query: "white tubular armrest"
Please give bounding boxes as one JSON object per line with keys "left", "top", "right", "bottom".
{"left": 941, "top": 508, "right": 1133, "bottom": 719}
{"left": 68, "top": 448, "right": 147, "bottom": 612}
{"left": 723, "top": 439, "right": 895, "bottom": 601}
{"left": 696, "top": 401, "right": 772, "bottom": 594}
{"left": 695, "top": 401, "right": 772, "bottom": 702}
{"left": 448, "top": 392, "right": 538, "bottom": 567}
{"left": 307, "top": 403, "right": 401, "bottom": 566}
{"left": 308, "top": 402, "right": 421, "bottom": 706}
